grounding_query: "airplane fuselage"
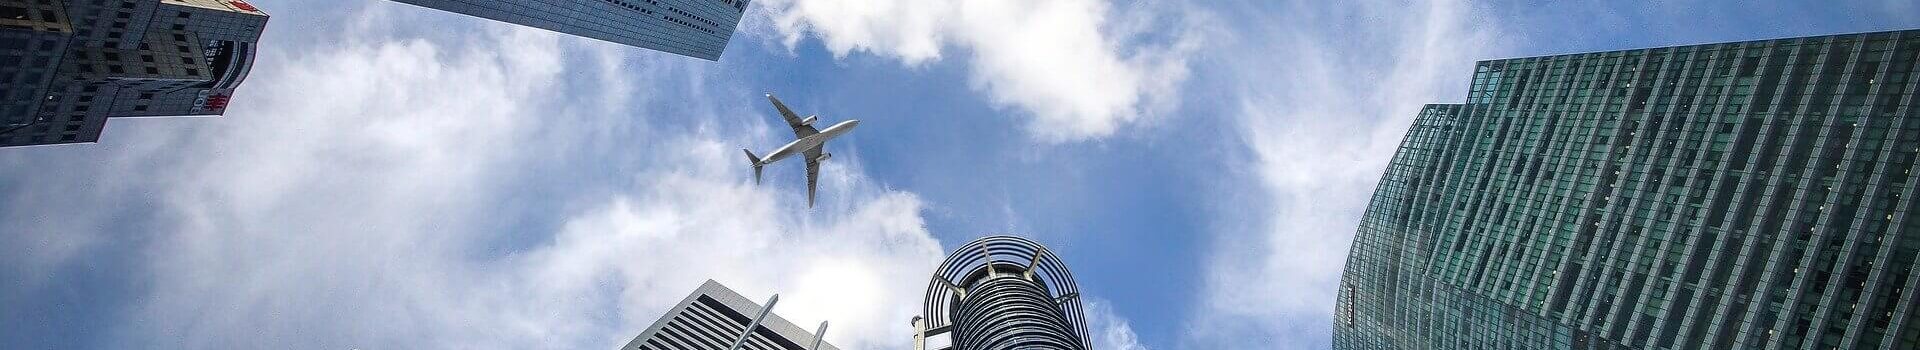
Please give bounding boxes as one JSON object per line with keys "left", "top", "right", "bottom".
{"left": 759, "top": 120, "right": 860, "bottom": 165}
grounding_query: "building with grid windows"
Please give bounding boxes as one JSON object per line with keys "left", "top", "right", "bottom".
{"left": 1335, "top": 29, "right": 1920, "bottom": 349}
{"left": 387, "top": 0, "right": 749, "bottom": 61}
{"left": 623, "top": 280, "right": 837, "bottom": 350}
{"left": 0, "top": 0, "right": 267, "bottom": 148}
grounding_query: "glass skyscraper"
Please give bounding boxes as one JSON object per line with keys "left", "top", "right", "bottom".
{"left": 388, "top": 0, "right": 749, "bottom": 61}
{"left": 1336, "top": 30, "right": 1920, "bottom": 349}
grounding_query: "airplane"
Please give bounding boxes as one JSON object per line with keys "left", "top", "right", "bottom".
{"left": 742, "top": 93, "right": 861, "bottom": 207}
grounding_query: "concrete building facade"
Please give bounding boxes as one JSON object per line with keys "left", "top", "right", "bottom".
{"left": 0, "top": 0, "right": 267, "bottom": 148}
{"left": 623, "top": 280, "right": 837, "bottom": 350}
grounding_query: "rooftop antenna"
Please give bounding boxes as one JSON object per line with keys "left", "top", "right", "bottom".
{"left": 810, "top": 321, "right": 829, "bottom": 350}
{"left": 726, "top": 294, "right": 779, "bottom": 350}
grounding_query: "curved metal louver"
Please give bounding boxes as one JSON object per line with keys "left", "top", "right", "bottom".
{"left": 920, "top": 236, "right": 1088, "bottom": 350}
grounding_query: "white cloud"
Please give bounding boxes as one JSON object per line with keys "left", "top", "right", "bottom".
{"left": 1085, "top": 298, "right": 1149, "bottom": 350}
{"left": 0, "top": 4, "right": 955, "bottom": 349}
{"left": 507, "top": 139, "right": 947, "bottom": 350}
{"left": 754, "top": 0, "right": 1205, "bottom": 141}
{"left": 0, "top": 2, "right": 1172, "bottom": 349}
{"left": 129, "top": 124, "right": 948, "bottom": 348}
{"left": 0, "top": 2, "right": 1162, "bottom": 348}
{"left": 1189, "top": 0, "right": 1502, "bottom": 348}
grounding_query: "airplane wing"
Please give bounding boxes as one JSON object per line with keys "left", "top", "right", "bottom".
{"left": 767, "top": 94, "right": 819, "bottom": 138}
{"left": 804, "top": 148, "right": 822, "bottom": 207}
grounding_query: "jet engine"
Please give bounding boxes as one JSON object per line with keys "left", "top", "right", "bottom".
{"left": 816, "top": 153, "right": 832, "bottom": 162}
{"left": 800, "top": 115, "right": 818, "bottom": 126}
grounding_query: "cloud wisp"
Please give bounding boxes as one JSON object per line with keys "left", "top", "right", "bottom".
{"left": 1086, "top": 298, "right": 1150, "bottom": 350}
{"left": 1188, "top": 0, "right": 1501, "bottom": 348}
{"left": 753, "top": 0, "right": 1205, "bottom": 141}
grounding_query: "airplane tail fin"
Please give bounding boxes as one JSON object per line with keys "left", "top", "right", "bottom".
{"left": 743, "top": 149, "right": 764, "bottom": 184}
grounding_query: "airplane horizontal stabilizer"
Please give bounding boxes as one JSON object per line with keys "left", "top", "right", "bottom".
{"left": 743, "top": 149, "right": 764, "bottom": 184}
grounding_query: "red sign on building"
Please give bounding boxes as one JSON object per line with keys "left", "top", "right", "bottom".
{"left": 228, "top": 0, "right": 258, "bottom": 12}
{"left": 201, "top": 94, "right": 231, "bottom": 112}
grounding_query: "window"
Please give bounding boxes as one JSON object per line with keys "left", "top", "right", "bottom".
{"left": 0, "top": 6, "right": 26, "bottom": 20}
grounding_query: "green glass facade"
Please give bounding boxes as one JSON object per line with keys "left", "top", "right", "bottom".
{"left": 1336, "top": 30, "right": 1920, "bottom": 350}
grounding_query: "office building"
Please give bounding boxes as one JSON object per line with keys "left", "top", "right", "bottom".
{"left": 0, "top": 0, "right": 267, "bottom": 148}
{"left": 914, "top": 235, "right": 1089, "bottom": 350}
{"left": 623, "top": 280, "right": 837, "bottom": 350}
{"left": 387, "top": 0, "right": 748, "bottom": 60}
{"left": 1336, "top": 30, "right": 1920, "bottom": 349}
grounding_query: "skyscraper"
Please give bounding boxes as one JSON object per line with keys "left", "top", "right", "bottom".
{"left": 914, "top": 235, "right": 1089, "bottom": 350}
{"left": 0, "top": 0, "right": 267, "bottom": 148}
{"left": 1336, "top": 30, "right": 1920, "bottom": 349}
{"left": 386, "top": 0, "right": 748, "bottom": 61}
{"left": 624, "top": 280, "right": 837, "bottom": 350}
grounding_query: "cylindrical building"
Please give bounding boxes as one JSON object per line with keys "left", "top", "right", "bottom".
{"left": 915, "top": 236, "right": 1088, "bottom": 350}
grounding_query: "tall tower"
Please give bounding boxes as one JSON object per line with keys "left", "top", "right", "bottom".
{"left": 0, "top": 0, "right": 268, "bottom": 148}
{"left": 386, "top": 0, "right": 749, "bottom": 61}
{"left": 1336, "top": 30, "right": 1920, "bottom": 349}
{"left": 916, "top": 236, "right": 1089, "bottom": 350}
{"left": 624, "top": 280, "right": 836, "bottom": 350}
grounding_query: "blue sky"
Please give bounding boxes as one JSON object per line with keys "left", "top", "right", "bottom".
{"left": 1, "top": 0, "right": 1915, "bottom": 349}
